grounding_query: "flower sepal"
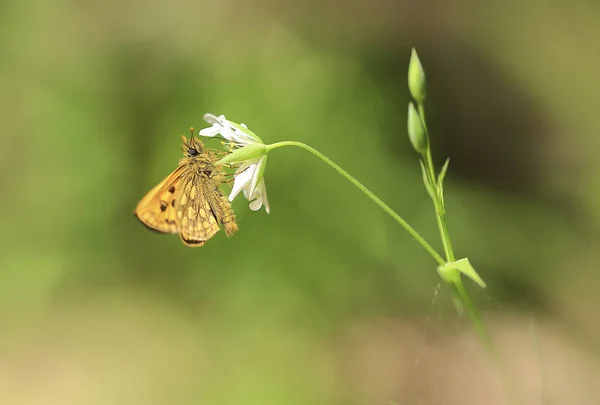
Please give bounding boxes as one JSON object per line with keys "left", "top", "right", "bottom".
{"left": 218, "top": 143, "right": 267, "bottom": 165}
{"left": 250, "top": 155, "right": 268, "bottom": 193}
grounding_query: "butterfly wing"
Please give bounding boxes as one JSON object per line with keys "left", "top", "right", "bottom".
{"left": 134, "top": 165, "right": 185, "bottom": 234}
{"left": 176, "top": 174, "right": 221, "bottom": 246}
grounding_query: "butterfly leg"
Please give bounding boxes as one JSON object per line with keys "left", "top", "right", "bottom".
{"left": 220, "top": 140, "right": 237, "bottom": 153}
{"left": 222, "top": 165, "right": 250, "bottom": 183}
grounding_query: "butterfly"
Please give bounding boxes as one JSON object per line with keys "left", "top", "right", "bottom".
{"left": 134, "top": 131, "right": 238, "bottom": 246}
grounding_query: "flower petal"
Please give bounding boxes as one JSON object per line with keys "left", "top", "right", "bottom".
{"left": 228, "top": 165, "right": 255, "bottom": 202}
{"left": 249, "top": 197, "right": 262, "bottom": 211}
{"left": 201, "top": 113, "right": 264, "bottom": 145}
{"left": 199, "top": 113, "right": 240, "bottom": 142}
{"left": 246, "top": 179, "right": 269, "bottom": 213}
{"left": 229, "top": 178, "right": 247, "bottom": 202}
{"left": 257, "top": 181, "right": 270, "bottom": 214}
{"left": 198, "top": 125, "right": 222, "bottom": 138}
{"left": 202, "top": 113, "right": 222, "bottom": 125}
{"left": 227, "top": 120, "right": 263, "bottom": 143}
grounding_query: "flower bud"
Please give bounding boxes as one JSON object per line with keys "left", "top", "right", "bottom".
{"left": 408, "top": 48, "right": 426, "bottom": 103}
{"left": 407, "top": 102, "right": 428, "bottom": 155}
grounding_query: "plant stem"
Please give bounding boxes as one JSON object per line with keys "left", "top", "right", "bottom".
{"left": 266, "top": 140, "right": 445, "bottom": 265}
{"left": 457, "top": 279, "right": 520, "bottom": 405}
{"left": 416, "top": 103, "right": 512, "bottom": 399}
{"left": 454, "top": 278, "right": 489, "bottom": 345}
{"left": 419, "top": 104, "right": 456, "bottom": 262}
{"left": 425, "top": 149, "right": 456, "bottom": 262}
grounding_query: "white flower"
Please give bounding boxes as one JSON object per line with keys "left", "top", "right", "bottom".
{"left": 229, "top": 156, "right": 270, "bottom": 213}
{"left": 198, "top": 113, "right": 270, "bottom": 213}
{"left": 199, "top": 113, "right": 263, "bottom": 145}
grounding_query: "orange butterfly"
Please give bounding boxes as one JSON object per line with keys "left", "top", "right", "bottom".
{"left": 134, "top": 132, "right": 238, "bottom": 246}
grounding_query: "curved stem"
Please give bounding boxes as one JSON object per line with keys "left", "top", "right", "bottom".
{"left": 266, "top": 141, "right": 445, "bottom": 265}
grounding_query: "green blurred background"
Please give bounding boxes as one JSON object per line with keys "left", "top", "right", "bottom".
{"left": 1, "top": 0, "right": 599, "bottom": 404}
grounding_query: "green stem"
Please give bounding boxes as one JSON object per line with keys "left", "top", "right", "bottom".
{"left": 454, "top": 278, "right": 489, "bottom": 345}
{"left": 266, "top": 140, "right": 445, "bottom": 265}
{"left": 411, "top": 68, "right": 513, "bottom": 400}
{"left": 416, "top": 103, "right": 513, "bottom": 399}
{"left": 458, "top": 276, "right": 520, "bottom": 405}
{"left": 425, "top": 149, "right": 456, "bottom": 261}
{"left": 419, "top": 103, "right": 456, "bottom": 262}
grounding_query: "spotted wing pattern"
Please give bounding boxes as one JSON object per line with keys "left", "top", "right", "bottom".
{"left": 134, "top": 166, "right": 184, "bottom": 234}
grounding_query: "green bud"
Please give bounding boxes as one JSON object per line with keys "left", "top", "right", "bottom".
{"left": 408, "top": 48, "right": 426, "bottom": 103}
{"left": 218, "top": 143, "right": 267, "bottom": 165}
{"left": 407, "top": 102, "right": 428, "bottom": 155}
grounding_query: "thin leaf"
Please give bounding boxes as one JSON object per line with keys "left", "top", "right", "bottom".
{"left": 419, "top": 160, "right": 435, "bottom": 200}
{"left": 437, "top": 158, "right": 450, "bottom": 206}
{"left": 438, "top": 158, "right": 450, "bottom": 187}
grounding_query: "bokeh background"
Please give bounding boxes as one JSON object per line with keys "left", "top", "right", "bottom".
{"left": 1, "top": 0, "right": 599, "bottom": 404}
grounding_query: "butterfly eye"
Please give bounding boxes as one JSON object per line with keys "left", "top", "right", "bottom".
{"left": 188, "top": 147, "right": 199, "bottom": 157}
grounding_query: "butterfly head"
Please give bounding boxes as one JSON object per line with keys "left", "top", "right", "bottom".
{"left": 181, "top": 128, "right": 205, "bottom": 158}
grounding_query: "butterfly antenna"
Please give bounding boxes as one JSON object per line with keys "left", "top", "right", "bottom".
{"left": 189, "top": 127, "right": 195, "bottom": 144}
